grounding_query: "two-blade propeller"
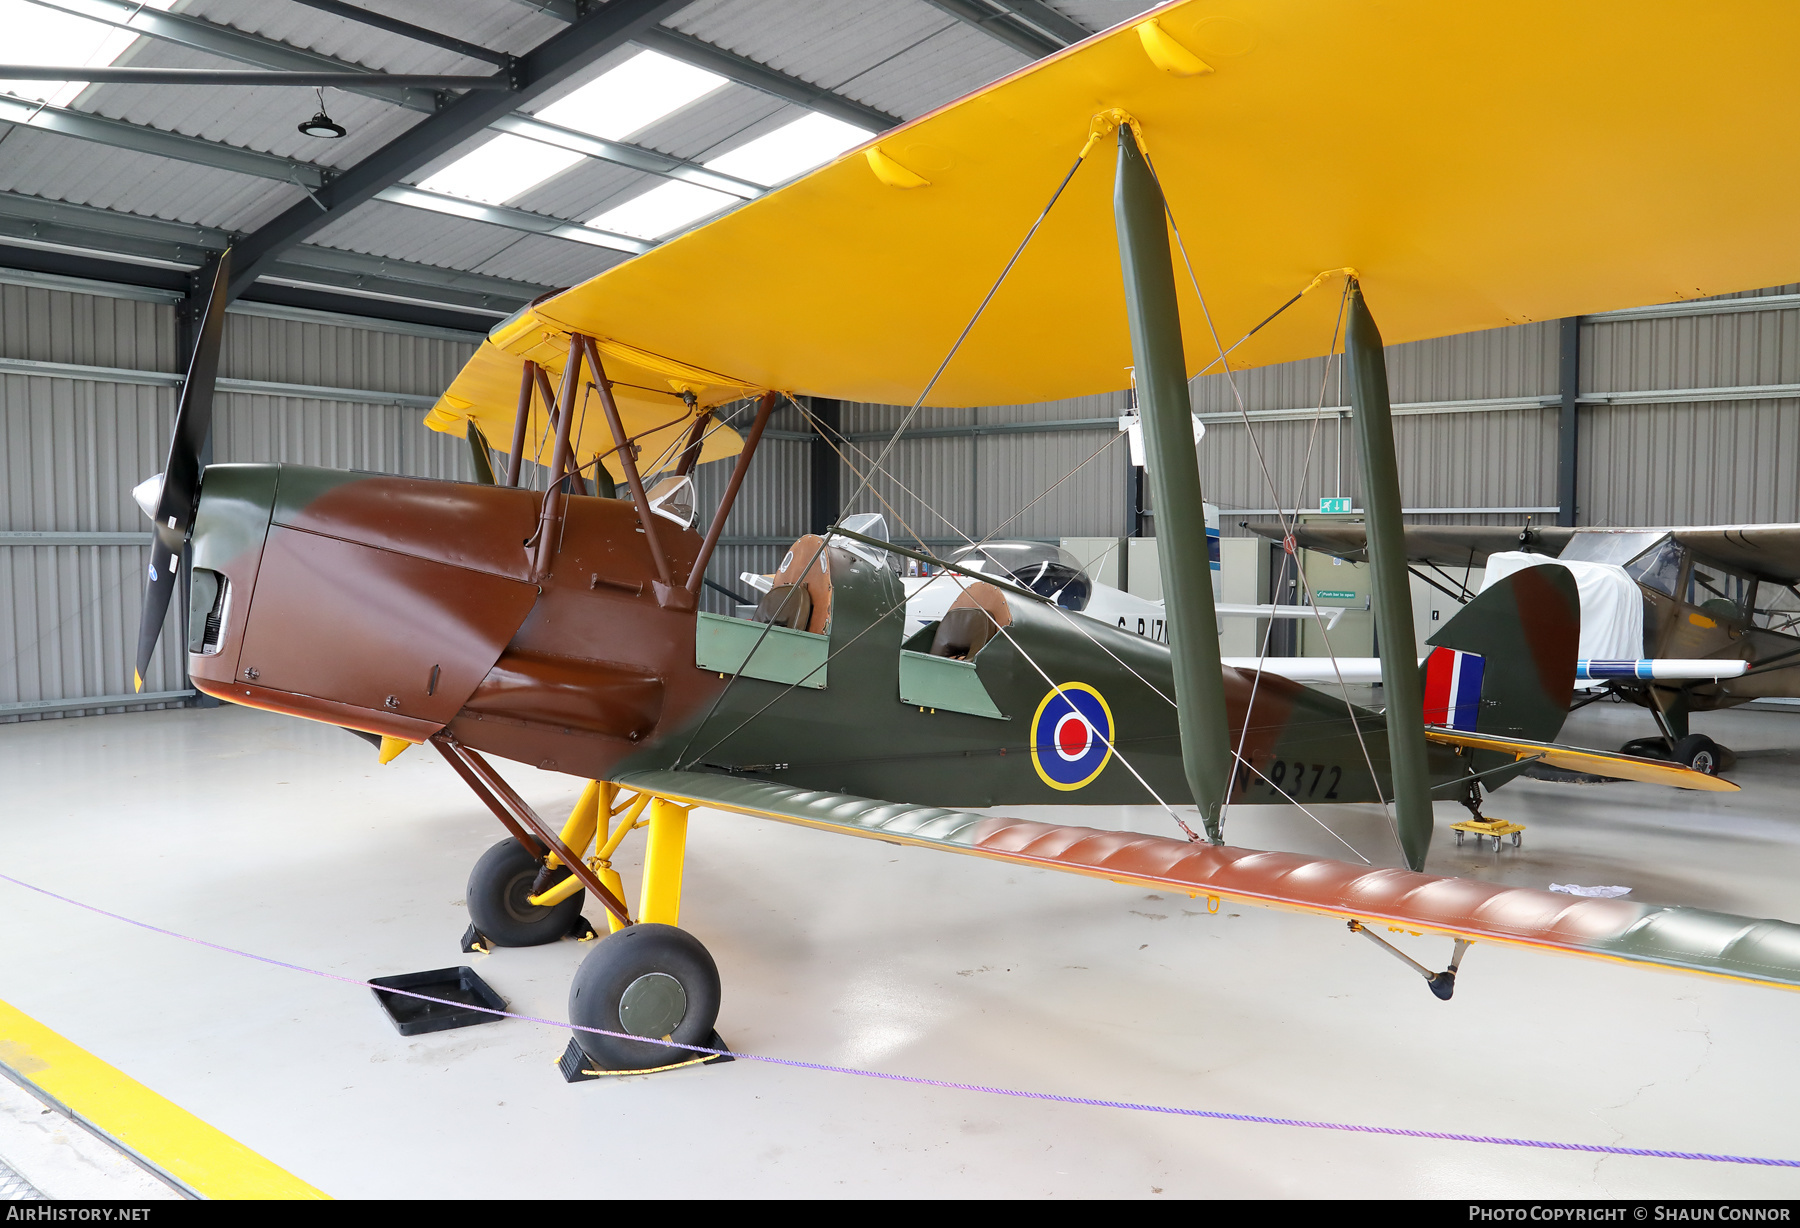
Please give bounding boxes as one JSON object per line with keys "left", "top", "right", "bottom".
{"left": 132, "top": 252, "right": 230, "bottom": 692}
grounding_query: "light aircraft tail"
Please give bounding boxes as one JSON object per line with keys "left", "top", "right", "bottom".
{"left": 1422, "top": 563, "right": 1580, "bottom": 745}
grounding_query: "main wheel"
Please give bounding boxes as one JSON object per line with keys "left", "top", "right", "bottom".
{"left": 466, "top": 838, "right": 586, "bottom": 947}
{"left": 568, "top": 924, "right": 721, "bottom": 1071}
{"left": 1670, "top": 734, "right": 1721, "bottom": 775}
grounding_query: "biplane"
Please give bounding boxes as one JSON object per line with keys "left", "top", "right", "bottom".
{"left": 1245, "top": 519, "right": 1800, "bottom": 773}
{"left": 131, "top": 2, "right": 1800, "bottom": 1073}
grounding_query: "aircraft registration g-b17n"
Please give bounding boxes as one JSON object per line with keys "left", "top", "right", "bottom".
{"left": 130, "top": 2, "right": 1800, "bottom": 1073}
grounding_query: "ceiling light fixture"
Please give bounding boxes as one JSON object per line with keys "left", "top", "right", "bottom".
{"left": 298, "top": 87, "right": 345, "bottom": 138}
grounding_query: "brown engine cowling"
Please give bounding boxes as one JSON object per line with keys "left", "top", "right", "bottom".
{"left": 189, "top": 465, "right": 544, "bottom": 739}
{"left": 187, "top": 463, "right": 723, "bottom": 775}
{"left": 461, "top": 650, "right": 664, "bottom": 741}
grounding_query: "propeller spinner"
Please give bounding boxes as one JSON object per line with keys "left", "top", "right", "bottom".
{"left": 133, "top": 252, "right": 230, "bottom": 692}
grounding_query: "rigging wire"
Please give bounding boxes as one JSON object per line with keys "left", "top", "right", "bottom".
{"left": 788, "top": 397, "right": 1204, "bottom": 838}
{"left": 672, "top": 142, "right": 1095, "bottom": 769}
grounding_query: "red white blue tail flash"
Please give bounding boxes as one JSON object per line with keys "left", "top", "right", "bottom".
{"left": 1423, "top": 648, "right": 1484, "bottom": 730}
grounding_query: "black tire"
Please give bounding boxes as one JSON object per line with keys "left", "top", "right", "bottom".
{"left": 466, "top": 839, "right": 585, "bottom": 947}
{"left": 568, "top": 924, "right": 720, "bottom": 1071}
{"left": 1671, "top": 734, "right": 1721, "bottom": 775}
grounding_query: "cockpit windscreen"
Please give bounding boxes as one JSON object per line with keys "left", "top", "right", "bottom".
{"left": 945, "top": 542, "right": 1092, "bottom": 611}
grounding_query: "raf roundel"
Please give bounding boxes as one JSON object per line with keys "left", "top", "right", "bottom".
{"left": 1030, "top": 683, "right": 1115, "bottom": 791}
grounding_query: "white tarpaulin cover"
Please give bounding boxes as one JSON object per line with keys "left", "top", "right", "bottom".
{"left": 1478, "top": 552, "right": 1643, "bottom": 664}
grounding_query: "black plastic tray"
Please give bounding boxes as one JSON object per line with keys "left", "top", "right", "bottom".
{"left": 369, "top": 966, "right": 507, "bottom": 1036}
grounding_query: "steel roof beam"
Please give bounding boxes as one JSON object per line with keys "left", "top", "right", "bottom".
{"left": 0, "top": 192, "right": 548, "bottom": 312}
{"left": 983, "top": 1, "right": 1090, "bottom": 48}
{"left": 0, "top": 98, "right": 672, "bottom": 262}
{"left": 19, "top": 0, "right": 763, "bottom": 190}
{"left": 488, "top": 114, "right": 762, "bottom": 198}
{"left": 228, "top": 0, "right": 688, "bottom": 297}
{"left": 633, "top": 28, "right": 902, "bottom": 131}
{"left": 0, "top": 94, "right": 326, "bottom": 189}
{"left": 916, "top": 0, "right": 1065, "bottom": 58}
{"left": 498, "top": 0, "right": 903, "bottom": 131}
{"left": 23, "top": 0, "right": 442, "bottom": 110}
{"left": 372, "top": 186, "right": 652, "bottom": 254}
{"left": 0, "top": 66, "right": 510, "bottom": 88}
{"left": 283, "top": 0, "right": 514, "bottom": 67}
{"left": 0, "top": 88, "right": 755, "bottom": 213}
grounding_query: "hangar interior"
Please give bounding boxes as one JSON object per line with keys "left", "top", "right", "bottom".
{"left": 2, "top": 0, "right": 1799, "bottom": 1202}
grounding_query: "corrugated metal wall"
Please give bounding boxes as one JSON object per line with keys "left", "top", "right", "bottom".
{"left": 1190, "top": 319, "right": 1562, "bottom": 526}
{"left": 838, "top": 391, "right": 1132, "bottom": 549}
{"left": 1, "top": 281, "right": 475, "bottom": 722}
{"left": 1581, "top": 287, "right": 1800, "bottom": 526}
{"left": 12, "top": 274, "right": 1800, "bottom": 722}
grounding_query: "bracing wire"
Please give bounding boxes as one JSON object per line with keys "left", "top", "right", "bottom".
{"left": 673, "top": 142, "right": 1095, "bottom": 769}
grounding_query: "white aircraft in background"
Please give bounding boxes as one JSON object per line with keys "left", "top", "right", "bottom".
{"left": 739, "top": 517, "right": 1340, "bottom": 644}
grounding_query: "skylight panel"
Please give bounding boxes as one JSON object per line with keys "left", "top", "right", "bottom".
{"left": 535, "top": 50, "right": 727, "bottom": 141}
{"left": 704, "top": 114, "right": 871, "bottom": 188}
{"left": 417, "top": 133, "right": 584, "bottom": 206}
{"left": 0, "top": 0, "right": 178, "bottom": 108}
{"left": 588, "top": 180, "right": 736, "bottom": 241}
{"left": 584, "top": 111, "right": 872, "bottom": 242}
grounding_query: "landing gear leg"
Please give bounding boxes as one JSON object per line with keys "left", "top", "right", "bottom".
{"left": 1447, "top": 776, "right": 1524, "bottom": 850}
{"left": 565, "top": 798, "right": 728, "bottom": 1075}
{"left": 1349, "top": 921, "right": 1473, "bottom": 1001}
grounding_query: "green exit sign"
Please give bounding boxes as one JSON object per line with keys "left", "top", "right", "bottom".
{"left": 1319, "top": 497, "right": 1353, "bottom": 513}
{"left": 1316, "top": 589, "right": 1358, "bottom": 600}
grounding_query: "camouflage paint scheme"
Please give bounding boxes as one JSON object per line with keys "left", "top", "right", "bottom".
{"left": 189, "top": 464, "right": 1579, "bottom": 811}
{"left": 181, "top": 464, "right": 1800, "bottom": 994}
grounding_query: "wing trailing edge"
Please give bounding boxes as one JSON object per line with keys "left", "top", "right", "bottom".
{"left": 1421, "top": 728, "right": 1739, "bottom": 792}
{"left": 615, "top": 770, "right": 1797, "bottom": 991}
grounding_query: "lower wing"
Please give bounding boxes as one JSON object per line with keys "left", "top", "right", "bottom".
{"left": 615, "top": 769, "right": 1794, "bottom": 991}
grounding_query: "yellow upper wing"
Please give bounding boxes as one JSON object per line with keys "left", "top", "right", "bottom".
{"left": 431, "top": 0, "right": 1800, "bottom": 460}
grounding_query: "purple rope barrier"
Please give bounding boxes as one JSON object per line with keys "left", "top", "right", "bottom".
{"left": 2, "top": 869, "right": 1792, "bottom": 1169}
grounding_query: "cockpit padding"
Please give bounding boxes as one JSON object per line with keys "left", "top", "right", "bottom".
{"left": 928, "top": 581, "right": 1013, "bottom": 659}
{"left": 765, "top": 534, "right": 837, "bottom": 635}
{"left": 756, "top": 584, "right": 813, "bottom": 630}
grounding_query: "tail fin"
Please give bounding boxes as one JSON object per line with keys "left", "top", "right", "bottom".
{"left": 1423, "top": 563, "right": 1579, "bottom": 744}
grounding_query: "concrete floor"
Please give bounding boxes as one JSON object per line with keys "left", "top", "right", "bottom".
{"left": 2, "top": 698, "right": 1799, "bottom": 1198}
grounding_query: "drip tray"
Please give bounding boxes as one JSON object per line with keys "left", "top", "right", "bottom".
{"left": 370, "top": 966, "right": 506, "bottom": 1036}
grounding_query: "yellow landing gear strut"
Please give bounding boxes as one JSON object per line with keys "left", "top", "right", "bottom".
{"left": 525, "top": 782, "right": 694, "bottom": 931}
{"left": 517, "top": 781, "right": 724, "bottom": 1079}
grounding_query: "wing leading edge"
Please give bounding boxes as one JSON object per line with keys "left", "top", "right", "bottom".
{"left": 616, "top": 769, "right": 1800, "bottom": 991}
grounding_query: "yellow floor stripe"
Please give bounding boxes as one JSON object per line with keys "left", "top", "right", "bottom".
{"left": 0, "top": 998, "right": 328, "bottom": 1200}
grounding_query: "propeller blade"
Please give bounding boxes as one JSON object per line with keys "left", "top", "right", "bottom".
{"left": 150, "top": 252, "right": 230, "bottom": 552}
{"left": 132, "top": 537, "right": 180, "bottom": 692}
{"left": 133, "top": 250, "right": 230, "bottom": 690}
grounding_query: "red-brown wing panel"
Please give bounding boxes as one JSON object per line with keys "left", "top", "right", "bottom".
{"left": 616, "top": 770, "right": 1800, "bottom": 992}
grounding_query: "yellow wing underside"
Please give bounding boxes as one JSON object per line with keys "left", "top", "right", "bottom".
{"left": 430, "top": 0, "right": 1800, "bottom": 466}
{"left": 1423, "top": 728, "right": 1741, "bottom": 793}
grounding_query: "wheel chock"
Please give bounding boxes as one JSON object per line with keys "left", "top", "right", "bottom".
{"left": 460, "top": 923, "right": 491, "bottom": 955}
{"left": 565, "top": 914, "right": 599, "bottom": 942}
{"left": 370, "top": 966, "right": 506, "bottom": 1036}
{"left": 558, "top": 1031, "right": 733, "bottom": 1082}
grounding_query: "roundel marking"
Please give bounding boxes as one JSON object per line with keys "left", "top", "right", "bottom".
{"left": 1030, "top": 683, "right": 1114, "bottom": 791}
